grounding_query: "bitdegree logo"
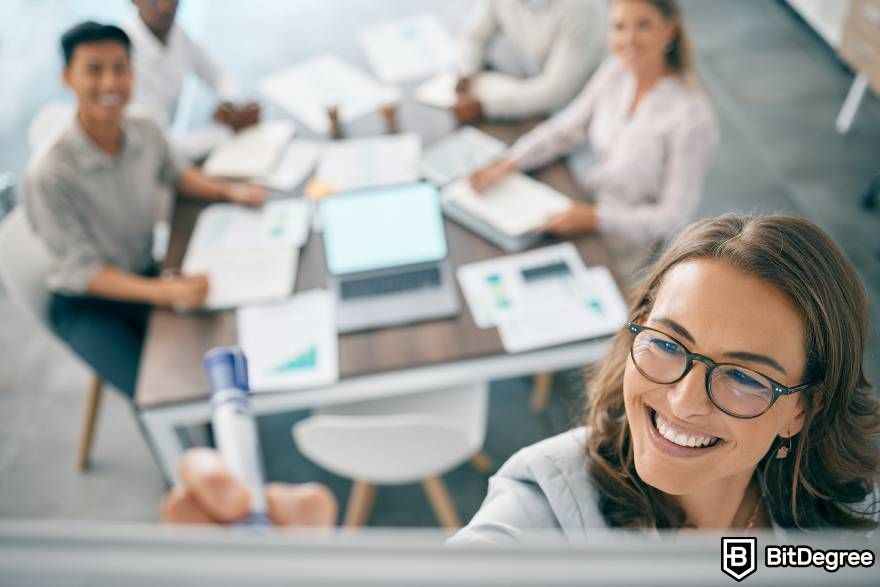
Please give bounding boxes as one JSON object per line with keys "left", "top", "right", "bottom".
{"left": 765, "top": 545, "right": 875, "bottom": 573}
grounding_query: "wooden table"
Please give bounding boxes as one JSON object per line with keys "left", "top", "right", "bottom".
{"left": 135, "top": 117, "right": 623, "bottom": 485}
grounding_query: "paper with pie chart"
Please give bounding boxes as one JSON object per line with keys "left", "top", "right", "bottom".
{"left": 237, "top": 289, "right": 338, "bottom": 392}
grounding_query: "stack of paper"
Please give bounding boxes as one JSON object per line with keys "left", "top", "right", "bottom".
{"left": 203, "top": 120, "right": 296, "bottom": 180}
{"left": 312, "top": 134, "right": 421, "bottom": 194}
{"left": 443, "top": 174, "right": 572, "bottom": 237}
{"left": 181, "top": 199, "right": 311, "bottom": 309}
{"left": 359, "top": 14, "right": 457, "bottom": 83}
{"left": 260, "top": 55, "right": 400, "bottom": 134}
{"left": 237, "top": 289, "right": 338, "bottom": 392}
{"left": 421, "top": 126, "right": 506, "bottom": 186}
{"left": 456, "top": 243, "right": 628, "bottom": 352}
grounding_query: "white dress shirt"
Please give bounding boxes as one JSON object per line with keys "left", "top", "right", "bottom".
{"left": 458, "top": 0, "right": 606, "bottom": 119}
{"left": 124, "top": 16, "right": 239, "bottom": 126}
{"left": 507, "top": 56, "right": 720, "bottom": 244}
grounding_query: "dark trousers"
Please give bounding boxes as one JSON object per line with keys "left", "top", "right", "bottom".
{"left": 49, "top": 293, "right": 152, "bottom": 399}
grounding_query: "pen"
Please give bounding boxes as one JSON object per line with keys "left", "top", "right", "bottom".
{"left": 203, "top": 346, "right": 270, "bottom": 526}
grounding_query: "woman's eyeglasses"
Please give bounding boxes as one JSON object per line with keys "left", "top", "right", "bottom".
{"left": 625, "top": 322, "right": 813, "bottom": 419}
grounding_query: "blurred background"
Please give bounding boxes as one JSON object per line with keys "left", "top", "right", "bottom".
{"left": 0, "top": 0, "right": 878, "bottom": 526}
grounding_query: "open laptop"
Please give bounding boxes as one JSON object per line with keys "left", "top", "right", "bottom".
{"left": 320, "top": 182, "right": 460, "bottom": 333}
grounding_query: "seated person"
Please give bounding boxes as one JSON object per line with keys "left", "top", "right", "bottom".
{"left": 470, "top": 0, "right": 719, "bottom": 281}
{"left": 25, "top": 21, "right": 266, "bottom": 399}
{"left": 162, "top": 213, "right": 880, "bottom": 535}
{"left": 124, "top": 0, "right": 259, "bottom": 159}
{"left": 452, "top": 213, "right": 880, "bottom": 541}
{"left": 453, "top": 0, "right": 606, "bottom": 123}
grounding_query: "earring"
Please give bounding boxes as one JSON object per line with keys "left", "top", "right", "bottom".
{"left": 775, "top": 436, "right": 792, "bottom": 459}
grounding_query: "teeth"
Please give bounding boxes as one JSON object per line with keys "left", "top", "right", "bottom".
{"left": 97, "top": 95, "right": 122, "bottom": 106}
{"left": 653, "top": 410, "right": 718, "bottom": 449}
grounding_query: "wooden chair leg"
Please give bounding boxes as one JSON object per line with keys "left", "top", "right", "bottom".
{"left": 530, "top": 371, "right": 554, "bottom": 414}
{"left": 77, "top": 375, "right": 103, "bottom": 471}
{"left": 469, "top": 450, "right": 493, "bottom": 474}
{"left": 344, "top": 480, "right": 376, "bottom": 527}
{"left": 422, "top": 476, "right": 461, "bottom": 529}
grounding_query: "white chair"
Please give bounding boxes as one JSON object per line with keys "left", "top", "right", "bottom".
{"left": 0, "top": 206, "right": 105, "bottom": 470}
{"left": 292, "top": 384, "right": 491, "bottom": 529}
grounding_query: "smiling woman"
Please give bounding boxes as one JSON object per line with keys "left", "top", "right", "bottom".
{"left": 451, "top": 213, "right": 879, "bottom": 544}
{"left": 587, "top": 213, "right": 879, "bottom": 530}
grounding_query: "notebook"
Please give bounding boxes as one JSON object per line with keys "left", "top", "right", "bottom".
{"left": 442, "top": 174, "right": 571, "bottom": 251}
{"left": 203, "top": 120, "right": 296, "bottom": 180}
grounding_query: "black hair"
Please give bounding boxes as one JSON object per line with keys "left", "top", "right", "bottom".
{"left": 60, "top": 21, "right": 131, "bottom": 66}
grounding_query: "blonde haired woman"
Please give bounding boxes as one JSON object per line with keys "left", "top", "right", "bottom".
{"left": 471, "top": 0, "right": 719, "bottom": 280}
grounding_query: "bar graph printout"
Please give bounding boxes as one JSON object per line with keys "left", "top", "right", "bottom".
{"left": 237, "top": 290, "right": 339, "bottom": 392}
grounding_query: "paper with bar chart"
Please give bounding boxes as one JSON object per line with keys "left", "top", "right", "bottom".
{"left": 237, "top": 289, "right": 338, "bottom": 392}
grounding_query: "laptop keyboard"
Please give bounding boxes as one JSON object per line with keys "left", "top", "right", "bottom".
{"left": 341, "top": 267, "right": 442, "bottom": 300}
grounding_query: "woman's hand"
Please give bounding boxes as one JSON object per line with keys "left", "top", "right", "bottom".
{"left": 469, "top": 158, "right": 516, "bottom": 192}
{"left": 537, "top": 202, "right": 598, "bottom": 236}
{"left": 155, "top": 274, "right": 210, "bottom": 310}
{"left": 161, "top": 448, "right": 338, "bottom": 527}
{"left": 221, "top": 183, "right": 267, "bottom": 207}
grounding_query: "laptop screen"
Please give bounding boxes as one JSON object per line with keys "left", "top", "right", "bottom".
{"left": 320, "top": 182, "right": 448, "bottom": 276}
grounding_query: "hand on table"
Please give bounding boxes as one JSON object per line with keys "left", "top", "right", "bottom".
{"left": 451, "top": 94, "right": 483, "bottom": 124}
{"left": 221, "top": 182, "right": 267, "bottom": 207}
{"left": 213, "top": 101, "right": 261, "bottom": 132}
{"left": 161, "top": 448, "right": 338, "bottom": 526}
{"left": 468, "top": 158, "right": 516, "bottom": 192}
{"left": 536, "top": 201, "right": 598, "bottom": 236}
{"left": 156, "top": 274, "right": 210, "bottom": 310}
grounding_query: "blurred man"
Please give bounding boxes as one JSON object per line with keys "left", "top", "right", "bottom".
{"left": 124, "top": 0, "right": 259, "bottom": 159}
{"left": 25, "top": 21, "right": 265, "bottom": 398}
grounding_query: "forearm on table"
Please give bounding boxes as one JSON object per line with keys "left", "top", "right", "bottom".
{"left": 176, "top": 167, "right": 227, "bottom": 201}
{"left": 85, "top": 265, "right": 164, "bottom": 305}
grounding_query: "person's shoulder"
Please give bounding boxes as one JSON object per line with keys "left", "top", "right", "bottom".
{"left": 499, "top": 428, "right": 591, "bottom": 485}
{"left": 25, "top": 127, "right": 80, "bottom": 191}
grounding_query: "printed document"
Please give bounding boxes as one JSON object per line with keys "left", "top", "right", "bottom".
{"left": 182, "top": 199, "right": 311, "bottom": 309}
{"left": 457, "top": 243, "right": 627, "bottom": 352}
{"left": 238, "top": 289, "right": 338, "bottom": 392}
{"left": 313, "top": 134, "right": 421, "bottom": 193}
{"left": 260, "top": 55, "right": 400, "bottom": 134}
{"left": 203, "top": 120, "right": 296, "bottom": 180}
{"left": 360, "top": 14, "right": 457, "bottom": 83}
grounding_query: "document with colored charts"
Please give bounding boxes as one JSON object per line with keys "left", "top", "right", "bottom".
{"left": 311, "top": 134, "right": 421, "bottom": 194}
{"left": 456, "top": 243, "right": 628, "bottom": 352}
{"left": 237, "top": 289, "right": 338, "bottom": 392}
{"left": 182, "top": 199, "right": 310, "bottom": 309}
{"left": 359, "top": 13, "right": 457, "bottom": 83}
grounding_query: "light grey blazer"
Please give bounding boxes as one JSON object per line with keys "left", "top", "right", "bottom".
{"left": 450, "top": 427, "right": 880, "bottom": 545}
{"left": 450, "top": 427, "right": 606, "bottom": 545}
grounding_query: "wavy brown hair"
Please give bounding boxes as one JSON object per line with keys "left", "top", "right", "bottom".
{"left": 585, "top": 213, "right": 879, "bottom": 529}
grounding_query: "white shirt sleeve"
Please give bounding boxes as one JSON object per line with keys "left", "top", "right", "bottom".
{"left": 477, "top": 0, "right": 605, "bottom": 119}
{"left": 458, "top": 0, "right": 499, "bottom": 77}
{"left": 596, "top": 107, "right": 719, "bottom": 242}
{"left": 181, "top": 30, "right": 240, "bottom": 101}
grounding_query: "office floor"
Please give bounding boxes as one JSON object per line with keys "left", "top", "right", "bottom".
{"left": 0, "top": 0, "right": 878, "bottom": 525}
